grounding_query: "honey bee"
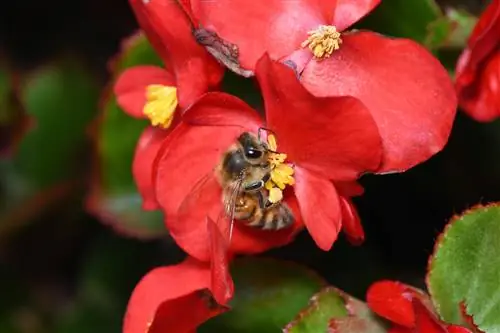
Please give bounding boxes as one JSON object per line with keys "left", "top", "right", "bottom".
{"left": 216, "top": 131, "right": 295, "bottom": 231}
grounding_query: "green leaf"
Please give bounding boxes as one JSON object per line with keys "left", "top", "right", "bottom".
{"left": 427, "top": 204, "right": 500, "bottom": 332}
{"left": 91, "top": 31, "right": 165, "bottom": 239}
{"left": 285, "top": 287, "right": 388, "bottom": 333}
{"left": 200, "top": 258, "right": 325, "bottom": 333}
{"left": 356, "top": 0, "right": 442, "bottom": 44}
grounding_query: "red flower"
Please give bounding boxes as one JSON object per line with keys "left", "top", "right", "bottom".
{"left": 367, "top": 280, "right": 472, "bottom": 333}
{"left": 113, "top": 0, "right": 224, "bottom": 209}
{"left": 455, "top": 0, "right": 500, "bottom": 121}
{"left": 152, "top": 54, "right": 383, "bottom": 262}
{"left": 187, "top": 0, "right": 456, "bottom": 172}
{"left": 124, "top": 218, "right": 233, "bottom": 333}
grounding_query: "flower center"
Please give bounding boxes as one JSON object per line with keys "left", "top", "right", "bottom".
{"left": 265, "top": 134, "right": 295, "bottom": 204}
{"left": 301, "top": 25, "right": 342, "bottom": 59}
{"left": 143, "top": 84, "right": 178, "bottom": 128}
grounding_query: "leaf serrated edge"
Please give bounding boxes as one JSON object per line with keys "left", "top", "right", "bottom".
{"left": 426, "top": 203, "right": 500, "bottom": 331}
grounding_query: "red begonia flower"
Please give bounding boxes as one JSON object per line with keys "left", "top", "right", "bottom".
{"left": 113, "top": 0, "right": 224, "bottom": 209}
{"left": 455, "top": 0, "right": 500, "bottom": 121}
{"left": 153, "top": 54, "right": 382, "bottom": 261}
{"left": 190, "top": 0, "right": 456, "bottom": 172}
{"left": 124, "top": 218, "right": 233, "bottom": 333}
{"left": 367, "top": 280, "right": 472, "bottom": 333}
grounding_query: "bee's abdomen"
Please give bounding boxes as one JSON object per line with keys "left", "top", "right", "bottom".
{"left": 245, "top": 204, "right": 295, "bottom": 230}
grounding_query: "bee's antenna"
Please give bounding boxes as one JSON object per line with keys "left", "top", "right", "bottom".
{"left": 257, "top": 127, "right": 276, "bottom": 142}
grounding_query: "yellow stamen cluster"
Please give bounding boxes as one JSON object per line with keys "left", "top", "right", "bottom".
{"left": 265, "top": 134, "right": 295, "bottom": 204}
{"left": 143, "top": 84, "right": 178, "bottom": 128}
{"left": 301, "top": 25, "right": 342, "bottom": 59}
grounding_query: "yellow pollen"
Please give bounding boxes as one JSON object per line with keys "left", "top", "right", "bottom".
{"left": 265, "top": 134, "right": 295, "bottom": 203}
{"left": 143, "top": 84, "right": 178, "bottom": 128}
{"left": 301, "top": 25, "right": 342, "bottom": 59}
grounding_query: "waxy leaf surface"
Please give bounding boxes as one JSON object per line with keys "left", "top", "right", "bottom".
{"left": 428, "top": 204, "right": 500, "bottom": 332}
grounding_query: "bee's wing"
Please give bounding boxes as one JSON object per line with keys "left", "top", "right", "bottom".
{"left": 217, "top": 176, "right": 244, "bottom": 246}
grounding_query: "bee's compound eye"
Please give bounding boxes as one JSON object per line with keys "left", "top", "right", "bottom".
{"left": 245, "top": 148, "right": 262, "bottom": 159}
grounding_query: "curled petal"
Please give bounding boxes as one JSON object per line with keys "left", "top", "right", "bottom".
{"left": 456, "top": 0, "right": 500, "bottom": 90}
{"left": 293, "top": 166, "right": 341, "bottom": 251}
{"left": 458, "top": 50, "right": 500, "bottom": 121}
{"left": 257, "top": 55, "right": 382, "bottom": 181}
{"left": 123, "top": 258, "right": 228, "bottom": 333}
{"left": 301, "top": 31, "right": 457, "bottom": 173}
{"left": 114, "top": 66, "right": 175, "bottom": 119}
{"left": 191, "top": 0, "right": 324, "bottom": 71}
{"left": 130, "top": 0, "right": 224, "bottom": 108}
{"left": 132, "top": 126, "right": 169, "bottom": 210}
{"left": 339, "top": 196, "right": 364, "bottom": 245}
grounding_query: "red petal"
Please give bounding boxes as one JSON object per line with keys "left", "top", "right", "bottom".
{"left": 366, "top": 280, "right": 415, "bottom": 327}
{"left": 133, "top": 127, "right": 169, "bottom": 210}
{"left": 455, "top": 0, "right": 500, "bottom": 91}
{"left": 191, "top": 0, "right": 325, "bottom": 71}
{"left": 458, "top": 52, "right": 500, "bottom": 121}
{"left": 301, "top": 31, "right": 457, "bottom": 173}
{"left": 130, "top": 0, "right": 224, "bottom": 108}
{"left": 123, "top": 258, "right": 225, "bottom": 333}
{"left": 257, "top": 55, "right": 382, "bottom": 181}
{"left": 128, "top": 0, "right": 172, "bottom": 65}
{"left": 332, "top": 0, "right": 381, "bottom": 31}
{"left": 339, "top": 196, "right": 364, "bottom": 245}
{"left": 335, "top": 181, "right": 364, "bottom": 197}
{"left": 114, "top": 66, "right": 175, "bottom": 119}
{"left": 294, "top": 167, "right": 342, "bottom": 251}
{"left": 183, "top": 92, "right": 262, "bottom": 130}
{"left": 207, "top": 217, "right": 234, "bottom": 305}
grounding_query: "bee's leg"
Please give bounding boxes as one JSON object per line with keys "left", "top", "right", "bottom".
{"left": 256, "top": 191, "right": 274, "bottom": 209}
{"left": 243, "top": 180, "right": 265, "bottom": 192}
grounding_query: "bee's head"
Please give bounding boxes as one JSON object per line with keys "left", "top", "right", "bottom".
{"left": 237, "top": 132, "right": 269, "bottom": 165}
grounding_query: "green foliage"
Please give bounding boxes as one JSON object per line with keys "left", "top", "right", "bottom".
{"left": 0, "top": 59, "right": 99, "bottom": 227}
{"left": 428, "top": 204, "right": 500, "bottom": 332}
{"left": 15, "top": 61, "right": 98, "bottom": 187}
{"left": 93, "top": 32, "right": 165, "bottom": 238}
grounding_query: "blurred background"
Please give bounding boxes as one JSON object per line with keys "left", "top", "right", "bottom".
{"left": 0, "top": 0, "right": 496, "bottom": 332}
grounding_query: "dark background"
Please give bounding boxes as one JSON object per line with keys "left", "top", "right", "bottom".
{"left": 0, "top": 0, "right": 497, "bottom": 332}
